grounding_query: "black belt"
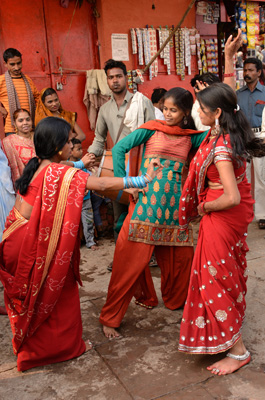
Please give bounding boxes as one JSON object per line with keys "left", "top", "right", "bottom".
{"left": 252, "top": 127, "right": 261, "bottom": 133}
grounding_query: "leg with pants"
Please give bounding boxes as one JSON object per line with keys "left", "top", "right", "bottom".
{"left": 253, "top": 156, "right": 265, "bottom": 221}
{"left": 81, "top": 198, "right": 96, "bottom": 248}
{"left": 100, "top": 202, "right": 193, "bottom": 328}
{"left": 112, "top": 200, "right": 128, "bottom": 241}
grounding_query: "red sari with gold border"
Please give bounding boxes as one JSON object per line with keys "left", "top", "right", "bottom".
{"left": 0, "top": 163, "right": 88, "bottom": 371}
{"left": 178, "top": 132, "right": 254, "bottom": 354}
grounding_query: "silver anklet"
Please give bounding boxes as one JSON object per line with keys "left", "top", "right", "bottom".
{"left": 226, "top": 350, "right": 250, "bottom": 361}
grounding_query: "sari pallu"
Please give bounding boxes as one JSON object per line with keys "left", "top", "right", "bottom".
{"left": 1, "top": 134, "right": 36, "bottom": 187}
{"left": 35, "top": 88, "right": 76, "bottom": 128}
{"left": 178, "top": 132, "right": 254, "bottom": 354}
{"left": 0, "top": 163, "right": 88, "bottom": 370}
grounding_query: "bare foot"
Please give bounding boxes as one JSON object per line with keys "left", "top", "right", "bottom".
{"left": 87, "top": 244, "right": 98, "bottom": 251}
{"left": 103, "top": 325, "right": 121, "bottom": 339}
{"left": 207, "top": 352, "right": 251, "bottom": 375}
{"left": 84, "top": 339, "right": 93, "bottom": 352}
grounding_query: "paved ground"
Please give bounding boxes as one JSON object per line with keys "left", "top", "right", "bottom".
{"left": 0, "top": 221, "right": 265, "bottom": 400}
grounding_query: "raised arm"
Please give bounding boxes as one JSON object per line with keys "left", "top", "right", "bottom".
{"left": 223, "top": 29, "right": 243, "bottom": 90}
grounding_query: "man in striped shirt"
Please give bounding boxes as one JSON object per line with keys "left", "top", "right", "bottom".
{"left": 0, "top": 48, "right": 39, "bottom": 136}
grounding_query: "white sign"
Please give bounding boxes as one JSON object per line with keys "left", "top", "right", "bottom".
{"left": 111, "top": 33, "right": 129, "bottom": 61}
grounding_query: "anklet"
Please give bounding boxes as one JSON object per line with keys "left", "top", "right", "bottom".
{"left": 226, "top": 350, "right": 250, "bottom": 361}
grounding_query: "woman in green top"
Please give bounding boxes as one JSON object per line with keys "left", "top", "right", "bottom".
{"left": 100, "top": 87, "right": 208, "bottom": 338}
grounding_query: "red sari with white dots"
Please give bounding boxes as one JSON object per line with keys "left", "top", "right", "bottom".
{"left": 178, "top": 132, "right": 254, "bottom": 354}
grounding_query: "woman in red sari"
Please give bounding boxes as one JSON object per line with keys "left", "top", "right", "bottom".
{"left": 178, "top": 83, "right": 265, "bottom": 375}
{"left": 1, "top": 108, "right": 35, "bottom": 187}
{"left": 0, "top": 117, "right": 160, "bottom": 372}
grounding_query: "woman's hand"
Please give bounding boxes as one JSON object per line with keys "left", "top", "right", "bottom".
{"left": 81, "top": 153, "right": 96, "bottom": 168}
{"left": 194, "top": 80, "right": 209, "bottom": 94}
{"left": 124, "top": 188, "right": 140, "bottom": 203}
{"left": 225, "top": 29, "right": 243, "bottom": 59}
{"left": 146, "top": 158, "right": 163, "bottom": 180}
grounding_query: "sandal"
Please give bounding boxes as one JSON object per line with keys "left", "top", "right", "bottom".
{"left": 135, "top": 300, "right": 153, "bottom": 309}
{"left": 258, "top": 219, "right": 265, "bottom": 229}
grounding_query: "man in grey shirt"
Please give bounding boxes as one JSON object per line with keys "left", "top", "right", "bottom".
{"left": 88, "top": 59, "right": 155, "bottom": 253}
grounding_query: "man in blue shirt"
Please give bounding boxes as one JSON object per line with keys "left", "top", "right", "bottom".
{"left": 237, "top": 58, "right": 265, "bottom": 228}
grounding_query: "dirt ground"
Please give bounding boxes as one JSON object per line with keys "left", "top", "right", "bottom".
{"left": 0, "top": 222, "right": 265, "bottom": 400}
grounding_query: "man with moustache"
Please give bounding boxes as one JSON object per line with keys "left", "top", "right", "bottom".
{"left": 237, "top": 57, "right": 265, "bottom": 229}
{"left": 0, "top": 48, "right": 39, "bottom": 136}
{"left": 88, "top": 59, "right": 155, "bottom": 250}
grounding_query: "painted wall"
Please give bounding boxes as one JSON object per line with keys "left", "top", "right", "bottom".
{"left": 96, "top": 0, "right": 197, "bottom": 98}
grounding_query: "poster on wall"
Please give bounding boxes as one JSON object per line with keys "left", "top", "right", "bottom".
{"left": 111, "top": 34, "right": 129, "bottom": 61}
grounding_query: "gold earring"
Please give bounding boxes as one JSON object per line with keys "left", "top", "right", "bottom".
{"left": 58, "top": 151, "right": 62, "bottom": 155}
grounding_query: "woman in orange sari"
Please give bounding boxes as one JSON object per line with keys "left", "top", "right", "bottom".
{"left": 178, "top": 83, "right": 265, "bottom": 375}
{"left": 0, "top": 117, "right": 161, "bottom": 371}
{"left": 35, "top": 87, "right": 86, "bottom": 141}
{"left": 1, "top": 108, "right": 35, "bottom": 187}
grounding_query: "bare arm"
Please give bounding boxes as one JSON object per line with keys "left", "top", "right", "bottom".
{"left": 199, "top": 161, "right": 241, "bottom": 215}
{"left": 73, "top": 121, "right": 86, "bottom": 142}
{"left": 223, "top": 29, "right": 243, "bottom": 90}
{"left": 0, "top": 104, "right": 8, "bottom": 118}
{"left": 85, "top": 158, "right": 163, "bottom": 191}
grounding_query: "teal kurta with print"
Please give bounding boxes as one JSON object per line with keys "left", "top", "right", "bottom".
{"left": 113, "top": 128, "right": 208, "bottom": 246}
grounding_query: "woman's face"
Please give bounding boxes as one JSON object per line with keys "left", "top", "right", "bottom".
{"left": 44, "top": 93, "right": 60, "bottom": 112}
{"left": 59, "top": 131, "right": 74, "bottom": 160}
{"left": 197, "top": 102, "right": 216, "bottom": 127}
{"left": 163, "top": 97, "right": 186, "bottom": 126}
{"left": 14, "top": 111, "right": 32, "bottom": 135}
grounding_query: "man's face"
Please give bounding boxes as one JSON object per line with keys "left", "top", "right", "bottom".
{"left": 106, "top": 68, "right": 127, "bottom": 94}
{"left": 5, "top": 56, "right": 22, "bottom": 77}
{"left": 243, "top": 63, "right": 261, "bottom": 85}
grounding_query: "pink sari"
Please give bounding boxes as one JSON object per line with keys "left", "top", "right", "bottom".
{"left": 1, "top": 134, "right": 36, "bottom": 186}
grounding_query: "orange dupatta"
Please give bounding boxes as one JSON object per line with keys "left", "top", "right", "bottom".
{"left": 35, "top": 88, "right": 76, "bottom": 128}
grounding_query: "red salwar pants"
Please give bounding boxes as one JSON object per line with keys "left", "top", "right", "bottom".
{"left": 99, "top": 202, "right": 193, "bottom": 328}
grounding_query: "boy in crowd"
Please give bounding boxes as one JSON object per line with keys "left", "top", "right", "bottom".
{"left": 69, "top": 138, "right": 97, "bottom": 250}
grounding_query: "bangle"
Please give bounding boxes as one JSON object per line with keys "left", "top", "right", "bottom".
{"left": 123, "top": 174, "right": 153, "bottom": 189}
{"left": 223, "top": 72, "right": 235, "bottom": 78}
{"left": 145, "top": 172, "right": 152, "bottom": 182}
{"left": 198, "top": 201, "right": 208, "bottom": 216}
{"left": 73, "top": 160, "right": 85, "bottom": 169}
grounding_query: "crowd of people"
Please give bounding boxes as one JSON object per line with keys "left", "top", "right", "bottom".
{"left": 1, "top": 30, "right": 265, "bottom": 377}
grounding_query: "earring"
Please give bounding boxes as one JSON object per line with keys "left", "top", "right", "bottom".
{"left": 58, "top": 151, "right": 62, "bottom": 155}
{"left": 183, "top": 116, "right": 188, "bottom": 125}
{"left": 212, "top": 118, "right": 220, "bottom": 136}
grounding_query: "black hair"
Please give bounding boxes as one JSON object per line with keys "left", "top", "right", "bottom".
{"left": 244, "top": 57, "right": 264, "bottom": 82}
{"left": 104, "top": 59, "right": 127, "bottom": 76}
{"left": 197, "top": 82, "right": 265, "bottom": 160}
{"left": 16, "top": 117, "right": 71, "bottom": 194}
{"left": 190, "top": 72, "right": 220, "bottom": 88}
{"left": 243, "top": 57, "right": 263, "bottom": 71}
{"left": 71, "top": 138, "right": 81, "bottom": 146}
{"left": 13, "top": 108, "right": 31, "bottom": 121}
{"left": 164, "top": 87, "right": 196, "bottom": 129}
{"left": 151, "top": 88, "right": 167, "bottom": 104}
{"left": 41, "top": 87, "right": 57, "bottom": 103}
{"left": 3, "top": 48, "right": 22, "bottom": 62}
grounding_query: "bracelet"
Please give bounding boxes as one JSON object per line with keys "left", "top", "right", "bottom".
{"left": 123, "top": 173, "right": 153, "bottom": 189}
{"left": 223, "top": 72, "right": 235, "bottom": 78}
{"left": 198, "top": 201, "right": 208, "bottom": 216}
{"left": 73, "top": 160, "right": 85, "bottom": 169}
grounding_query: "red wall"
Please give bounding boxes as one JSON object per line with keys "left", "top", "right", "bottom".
{"left": 96, "top": 0, "right": 197, "bottom": 98}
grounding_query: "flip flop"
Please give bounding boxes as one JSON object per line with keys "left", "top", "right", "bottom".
{"left": 258, "top": 219, "right": 265, "bottom": 229}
